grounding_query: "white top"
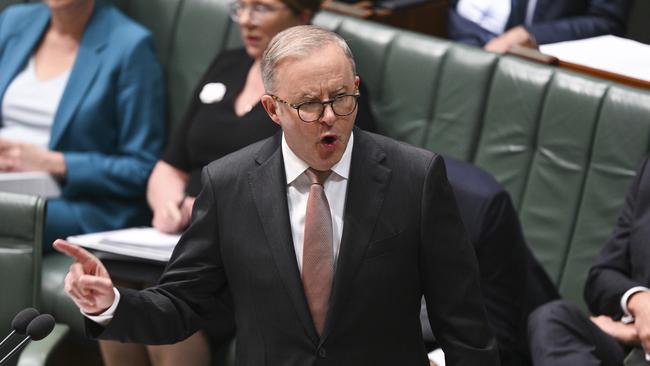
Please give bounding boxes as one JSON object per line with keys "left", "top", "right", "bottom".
{"left": 457, "top": 0, "right": 512, "bottom": 34}
{"left": 0, "top": 58, "right": 71, "bottom": 149}
{"left": 87, "top": 132, "right": 355, "bottom": 325}
{"left": 456, "top": 0, "right": 537, "bottom": 35}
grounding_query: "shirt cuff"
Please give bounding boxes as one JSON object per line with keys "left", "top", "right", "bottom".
{"left": 428, "top": 348, "right": 445, "bottom": 366}
{"left": 620, "top": 286, "right": 650, "bottom": 324}
{"left": 82, "top": 287, "right": 121, "bottom": 326}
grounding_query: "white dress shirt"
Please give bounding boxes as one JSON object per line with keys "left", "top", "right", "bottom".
{"left": 86, "top": 132, "right": 354, "bottom": 325}
{"left": 456, "top": 0, "right": 537, "bottom": 35}
{"left": 283, "top": 132, "right": 352, "bottom": 273}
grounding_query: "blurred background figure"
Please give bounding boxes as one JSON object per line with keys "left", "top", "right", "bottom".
{"left": 0, "top": 0, "right": 165, "bottom": 250}
{"left": 448, "top": 0, "right": 632, "bottom": 53}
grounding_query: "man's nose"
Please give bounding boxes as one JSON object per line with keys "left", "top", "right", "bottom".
{"left": 320, "top": 104, "right": 336, "bottom": 126}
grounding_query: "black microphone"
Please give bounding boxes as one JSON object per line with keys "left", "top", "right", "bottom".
{"left": 0, "top": 314, "right": 55, "bottom": 366}
{"left": 0, "top": 308, "right": 39, "bottom": 350}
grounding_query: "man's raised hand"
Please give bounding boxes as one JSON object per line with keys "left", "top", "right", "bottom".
{"left": 53, "top": 239, "right": 115, "bottom": 315}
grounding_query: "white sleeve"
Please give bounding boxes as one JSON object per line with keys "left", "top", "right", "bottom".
{"left": 620, "top": 286, "right": 650, "bottom": 324}
{"left": 428, "top": 348, "right": 446, "bottom": 366}
{"left": 81, "top": 287, "right": 121, "bottom": 326}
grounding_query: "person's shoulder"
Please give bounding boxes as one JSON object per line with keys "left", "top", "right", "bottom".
{"left": 0, "top": 3, "right": 47, "bottom": 33}
{"left": 95, "top": 3, "right": 154, "bottom": 46}
{"left": 202, "top": 48, "right": 251, "bottom": 79}
{"left": 216, "top": 48, "right": 250, "bottom": 64}
{"left": 204, "top": 134, "right": 277, "bottom": 177}
{"left": 444, "top": 157, "right": 504, "bottom": 197}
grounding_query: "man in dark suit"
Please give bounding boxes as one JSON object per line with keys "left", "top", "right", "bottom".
{"left": 423, "top": 158, "right": 559, "bottom": 366}
{"left": 448, "top": 0, "right": 631, "bottom": 53}
{"left": 54, "top": 26, "right": 499, "bottom": 365}
{"left": 528, "top": 155, "right": 650, "bottom": 365}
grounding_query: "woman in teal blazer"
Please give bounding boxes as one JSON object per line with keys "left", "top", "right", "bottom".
{"left": 0, "top": 0, "right": 165, "bottom": 251}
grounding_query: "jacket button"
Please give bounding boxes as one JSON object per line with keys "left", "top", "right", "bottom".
{"left": 317, "top": 348, "right": 327, "bottom": 358}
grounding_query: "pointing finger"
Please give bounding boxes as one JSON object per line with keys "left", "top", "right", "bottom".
{"left": 54, "top": 240, "right": 98, "bottom": 264}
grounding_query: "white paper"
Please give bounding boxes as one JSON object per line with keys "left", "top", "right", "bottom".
{"left": 0, "top": 171, "right": 61, "bottom": 198}
{"left": 67, "top": 227, "right": 180, "bottom": 262}
{"left": 540, "top": 35, "right": 650, "bottom": 82}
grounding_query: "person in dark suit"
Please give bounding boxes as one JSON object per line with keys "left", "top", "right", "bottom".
{"left": 422, "top": 157, "right": 559, "bottom": 366}
{"left": 528, "top": 155, "right": 650, "bottom": 365}
{"left": 448, "top": 0, "right": 632, "bottom": 53}
{"left": 53, "top": 25, "right": 499, "bottom": 365}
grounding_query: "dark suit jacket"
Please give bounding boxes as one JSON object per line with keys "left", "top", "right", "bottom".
{"left": 420, "top": 158, "right": 558, "bottom": 366}
{"left": 448, "top": 0, "right": 632, "bottom": 46}
{"left": 91, "top": 129, "right": 499, "bottom": 365}
{"left": 585, "top": 156, "right": 650, "bottom": 319}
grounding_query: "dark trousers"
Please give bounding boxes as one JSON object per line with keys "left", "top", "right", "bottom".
{"left": 528, "top": 299, "right": 626, "bottom": 366}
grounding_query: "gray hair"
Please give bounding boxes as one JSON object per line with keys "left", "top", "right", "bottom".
{"left": 261, "top": 25, "right": 357, "bottom": 94}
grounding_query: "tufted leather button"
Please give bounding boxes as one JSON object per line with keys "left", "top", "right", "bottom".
{"left": 317, "top": 347, "right": 327, "bottom": 358}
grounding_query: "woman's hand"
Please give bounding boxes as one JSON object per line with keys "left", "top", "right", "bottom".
{"left": 484, "top": 26, "right": 538, "bottom": 54}
{"left": 152, "top": 196, "right": 194, "bottom": 234}
{"left": 0, "top": 139, "right": 66, "bottom": 176}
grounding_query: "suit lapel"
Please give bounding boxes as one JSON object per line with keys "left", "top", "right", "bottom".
{"left": 248, "top": 135, "right": 320, "bottom": 344}
{"left": 320, "top": 130, "right": 391, "bottom": 344}
{"left": 0, "top": 9, "right": 49, "bottom": 120}
{"left": 49, "top": 2, "right": 107, "bottom": 149}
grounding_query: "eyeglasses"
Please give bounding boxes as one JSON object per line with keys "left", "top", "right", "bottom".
{"left": 228, "top": 1, "right": 288, "bottom": 25}
{"left": 270, "top": 92, "right": 360, "bottom": 123}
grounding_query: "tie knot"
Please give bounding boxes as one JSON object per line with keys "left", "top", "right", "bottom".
{"left": 306, "top": 168, "right": 331, "bottom": 186}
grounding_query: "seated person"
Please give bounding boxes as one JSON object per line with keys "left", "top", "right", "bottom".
{"left": 0, "top": 0, "right": 164, "bottom": 250}
{"left": 148, "top": 0, "right": 374, "bottom": 234}
{"left": 448, "top": 0, "right": 632, "bottom": 53}
{"left": 528, "top": 155, "right": 650, "bottom": 365}
{"left": 422, "top": 157, "right": 558, "bottom": 366}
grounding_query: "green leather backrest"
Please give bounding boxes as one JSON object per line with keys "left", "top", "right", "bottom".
{"left": 559, "top": 86, "right": 650, "bottom": 303}
{"left": 0, "top": 193, "right": 45, "bottom": 342}
{"left": 111, "top": 0, "right": 183, "bottom": 67}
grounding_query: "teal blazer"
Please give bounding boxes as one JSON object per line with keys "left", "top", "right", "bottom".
{"left": 0, "top": 1, "right": 165, "bottom": 245}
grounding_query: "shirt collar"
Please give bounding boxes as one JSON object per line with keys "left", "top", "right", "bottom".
{"left": 282, "top": 131, "right": 354, "bottom": 185}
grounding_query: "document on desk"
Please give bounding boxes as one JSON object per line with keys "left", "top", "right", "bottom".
{"left": 67, "top": 227, "right": 180, "bottom": 262}
{"left": 540, "top": 35, "right": 650, "bottom": 82}
{"left": 0, "top": 172, "right": 61, "bottom": 198}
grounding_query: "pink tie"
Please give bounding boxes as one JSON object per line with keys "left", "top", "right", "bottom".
{"left": 302, "top": 168, "right": 333, "bottom": 336}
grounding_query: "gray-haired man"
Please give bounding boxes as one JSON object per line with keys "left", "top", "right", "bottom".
{"left": 56, "top": 25, "right": 499, "bottom": 366}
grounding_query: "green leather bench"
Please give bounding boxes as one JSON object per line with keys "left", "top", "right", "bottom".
{"left": 2, "top": 0, "right": 649, "bottom": 364}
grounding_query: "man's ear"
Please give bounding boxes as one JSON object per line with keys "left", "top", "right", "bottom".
{"left": 354, "top": 75, "right": 360, "bottom": 90}
{"left": 261, "top": 95, "right": 282, "bottom": 126}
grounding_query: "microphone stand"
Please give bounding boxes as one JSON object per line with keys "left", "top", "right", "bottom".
{"left": 0, "top": 337, "right": 30, "bottom": 366}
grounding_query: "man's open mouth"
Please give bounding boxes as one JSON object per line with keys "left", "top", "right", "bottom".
{"left": 321, "top": 135, "right": 337, "bottom": 145}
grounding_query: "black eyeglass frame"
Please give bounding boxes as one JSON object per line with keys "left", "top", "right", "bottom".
{"left": 269, "top": 92, "right": 361, "bottom": 123}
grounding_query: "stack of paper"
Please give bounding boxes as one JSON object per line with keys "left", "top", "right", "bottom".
{"left": 540, "top": 35, "right": 650, "bottom": 82}
{"left": 68, "top": 227, "right": 180, "bottom": 262}
{"left": 0, "top": 172, "right": 61, "bottom": 198}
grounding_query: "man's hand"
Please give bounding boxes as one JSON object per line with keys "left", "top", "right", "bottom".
{"left": 53, "top": 240, "right": 115, "bottom": 315}
{"left": 151, "top": 196, "right": 194, "bottom": 234}
{"left": 629, "top": 292, "right": 650, "bottom": 352}
{"left": 590, "top": 315, "right": 639, "bottom": 345}
{"left": 484, "top": 26, "right": 538, "bottom": 54}
{"left": 0, "top": 139, "right": 66, "bottom": 176}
